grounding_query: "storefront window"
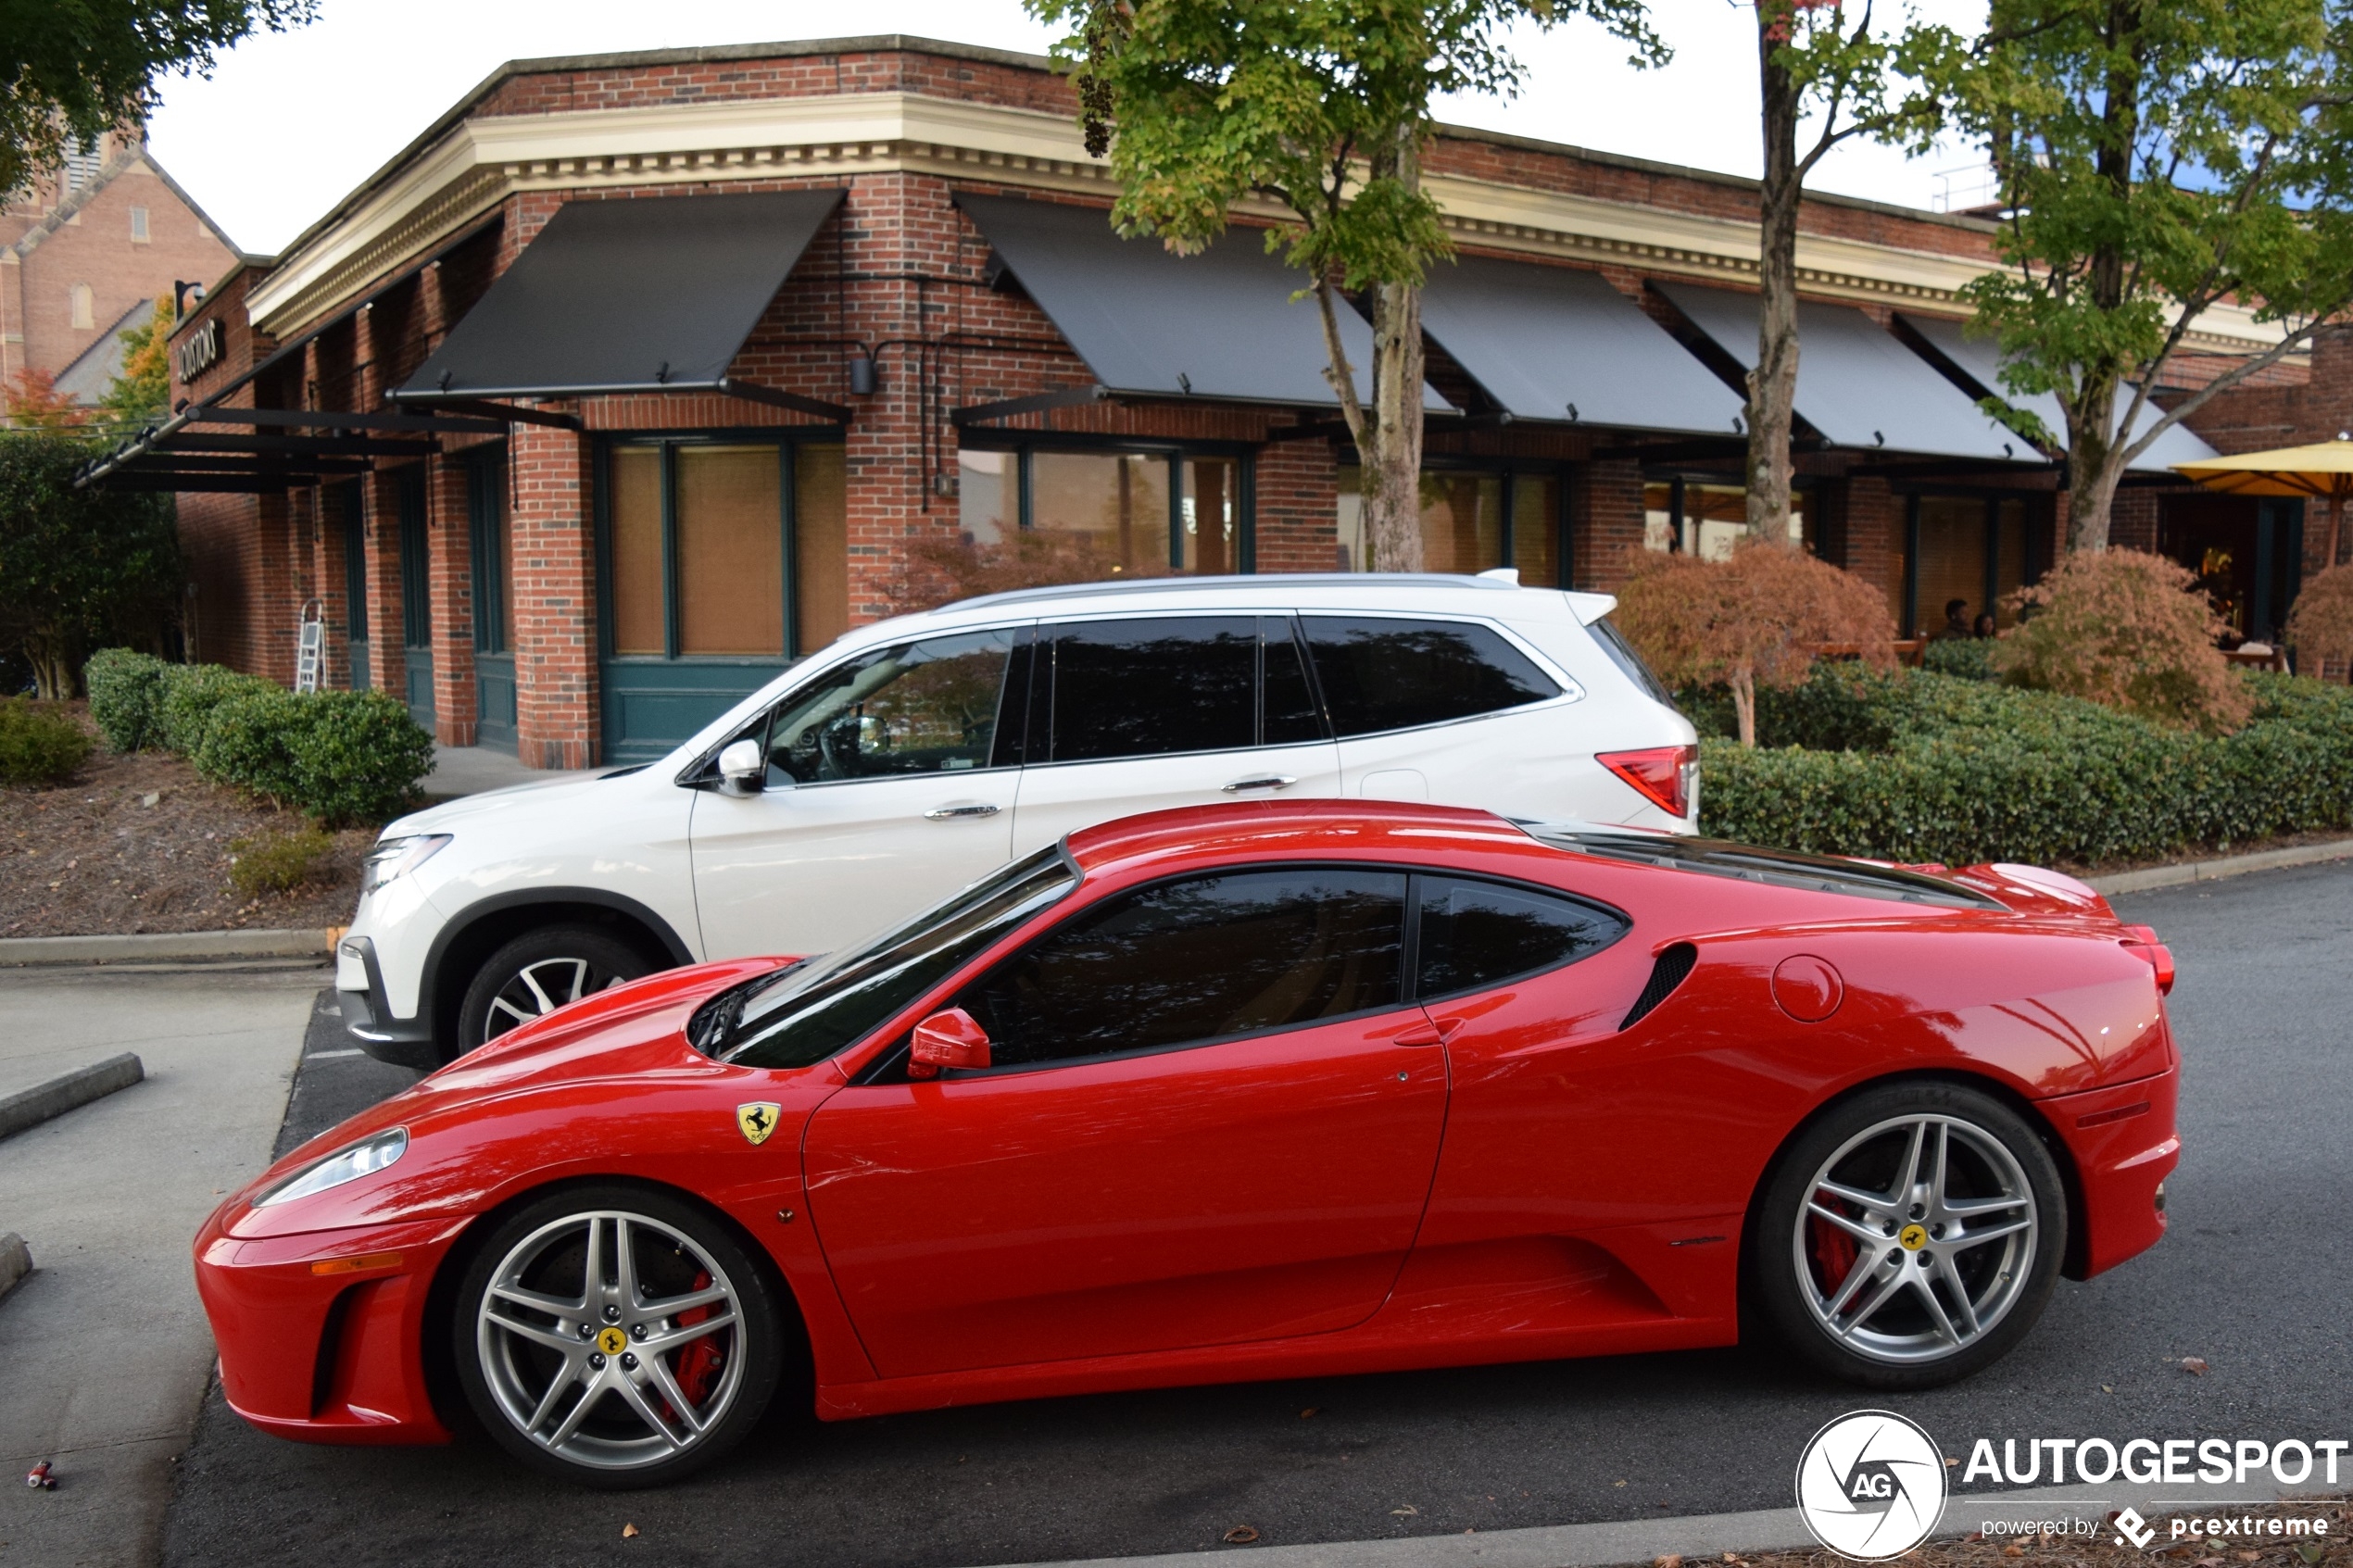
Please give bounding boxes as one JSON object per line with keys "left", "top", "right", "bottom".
{"left": 1643, "top": 479, "right": 1808, "bottom": 560}
{"left": 1335, "top": 466, "right": 1561, "bottom": 583}
{"left": 604, "top": 439, "right": 849, "bottom": 659}
{"left": 1909, "top": 494, "right": 2040, "bottom": 637}
{"left": 957, "top": 446, "right": 1250, "bottom": 576}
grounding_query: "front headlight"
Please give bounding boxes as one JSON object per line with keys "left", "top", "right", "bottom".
{"left": 253, "top": 1128, "right": 408, "bottom": 1208}
{"left": 362, "top": 834, "right": 451, "bottom": 895}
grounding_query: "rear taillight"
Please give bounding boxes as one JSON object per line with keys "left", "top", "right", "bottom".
{"left": 1599, "top": 745, "right": 1697, "bottom": 819}
{"left": 2120, "top": 923, "right": 2175, "bottom": 994}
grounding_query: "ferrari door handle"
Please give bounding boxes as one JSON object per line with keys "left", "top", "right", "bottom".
{"left": 1394, "top": 1016, "right": 1466, "bottom": 1047}
{"left": 1222, "top": 775, "right": 1298, "bottom": 793}
{"left": 924, "top": 803, "right": 1001, "bottom": 821}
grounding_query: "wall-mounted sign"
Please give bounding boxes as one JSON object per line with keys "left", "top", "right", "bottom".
{"left": 171, "top": 317, "right": 222, "bottom": 385}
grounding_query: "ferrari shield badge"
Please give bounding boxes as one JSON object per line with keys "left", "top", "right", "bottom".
{"left": 736, "top": 1102, "right": 782, "bottom": 1147}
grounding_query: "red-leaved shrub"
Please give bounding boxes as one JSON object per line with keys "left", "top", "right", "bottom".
{"left": 1991, "top": 548, "right": 2252, "bottom": 733}
{"left": 2285, "top": 562, "right": 2353, "bottom": 680}
{"left": 1611, "top": 542, "right": 1897, "bottom": 746}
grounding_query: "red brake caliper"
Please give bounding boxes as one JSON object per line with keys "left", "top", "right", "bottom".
{"left": 670, "top": 1269, "right": 724, "bottom": 1411}
{"left": 1809, "top": 1192, "right": 1858, "bottom": 1306}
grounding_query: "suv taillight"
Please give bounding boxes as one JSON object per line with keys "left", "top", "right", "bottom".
{"left": 2120, "top": 923, "right": 2175, "bottom": 995}
{"left": 1598, "top": 745, "right": 1696, "bottom": 819}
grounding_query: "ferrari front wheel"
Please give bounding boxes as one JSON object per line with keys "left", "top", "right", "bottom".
{"left": 1755, "top": 1081, "right": 2066, "bottom": 1390}
{"left": 453, "top": 1185, "right": 783, "bottom": 1487}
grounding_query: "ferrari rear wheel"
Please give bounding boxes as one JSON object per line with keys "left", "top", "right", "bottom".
{"left": 1755, "top": 1081, "right": 2066, "bottom": 1390}
{"left": 453, "top": 1185, "right": 783, "bottom": 1487}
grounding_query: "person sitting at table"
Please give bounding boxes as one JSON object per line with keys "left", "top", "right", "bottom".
{"left": 1972, "top": 611, "right": 1996, "bottom": 638}
{"left": 1933, "top": 598, "right": 1973, "bottom": 640}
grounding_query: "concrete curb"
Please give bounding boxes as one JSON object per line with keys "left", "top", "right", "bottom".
{"left": 0, "top": 927, "right": 332, "bottom": 967}
{"left": 1000, "top": 1480, "right": 2347, "bottom": 1568}
{"left": 0, "top": 1053, "right": 145, "bottom": 1141}
{"left": 2086, "top": 836, "right": 2353, "bottom": 897}
{"left": 0, "top": 1233, "right": 28, "bottom": 1303}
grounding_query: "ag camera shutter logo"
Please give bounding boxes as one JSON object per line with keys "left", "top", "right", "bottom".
{"left": 1796, "top": 1411, "right": 1948, "bottom": 1560}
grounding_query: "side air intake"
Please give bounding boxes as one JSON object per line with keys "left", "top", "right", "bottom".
{"left": 1619, "top": 943, "right": 1697, "bottom": 1030}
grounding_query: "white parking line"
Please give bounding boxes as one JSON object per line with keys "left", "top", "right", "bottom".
{"left": 304, "top": 1048, "right": 365, "bottom": 1060}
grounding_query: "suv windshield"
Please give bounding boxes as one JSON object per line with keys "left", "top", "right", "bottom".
{"left": 716, "top": 846, "right": 1077, "bottom": 1069}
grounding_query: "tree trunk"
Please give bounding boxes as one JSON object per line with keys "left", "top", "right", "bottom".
{"left": 1730, "top": 664, "right": 1758, "bottom": 747}
{"left": 24, "top": 633, "right": 76, "bottom": 701}
{"left": 1746, "top": 3, "right": 1803, "bottom": 547}
{"left": 2065, "top": 370, "right": 2123, "bottom": 553}
{"left": 1314, "top": 124, "right": 1428, "bottom": 573}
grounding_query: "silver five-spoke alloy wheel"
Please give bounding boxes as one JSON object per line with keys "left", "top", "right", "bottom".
{"left": 476, "top": 1210, "right": 748, "bottom": 1473}
{"left": 1794, "top": 1112, "right": 2038, "bottom": 1364}
{"left": 484, "top": 957, "right": 627, "bottom": 1036}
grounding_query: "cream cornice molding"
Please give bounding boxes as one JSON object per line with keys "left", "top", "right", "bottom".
{"left": 247, "top": 88, "right": 2287, "bottom": 358}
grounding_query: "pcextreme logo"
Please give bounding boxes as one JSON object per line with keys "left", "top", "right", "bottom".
{"left": 1795, "top": 1411, "right": 1950, "bottom": 1561}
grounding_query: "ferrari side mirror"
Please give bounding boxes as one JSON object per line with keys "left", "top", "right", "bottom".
{"left": 716, "top": 738, "right": 764, "bottom": 796}
{"left": 908, "top": 1008, "right": 991, "bottom": 1079}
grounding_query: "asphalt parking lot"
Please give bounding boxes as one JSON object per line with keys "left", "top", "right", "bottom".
{"left": 144, "top": 860, "right": 2353, "bottom": 1568}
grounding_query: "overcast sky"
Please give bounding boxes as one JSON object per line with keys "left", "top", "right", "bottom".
{"left": 144, "top": 0, "right": 1986, "bottom": 257}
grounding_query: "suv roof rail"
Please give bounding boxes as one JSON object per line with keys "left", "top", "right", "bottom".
{"left": 943, "top": 571, "right": 1529, "bottom": 613}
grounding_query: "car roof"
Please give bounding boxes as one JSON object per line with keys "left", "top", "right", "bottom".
{"left": 841, "top": 573, "right": 1619, "bottom": 647}
{"left": 1063, "top": 799, "right": 1541, "bottom": 876}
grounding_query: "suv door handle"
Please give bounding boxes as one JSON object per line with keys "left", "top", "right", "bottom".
{"left": 924, "top": 803, "right": 1001, "bottom": 821}
{"left": 1222, "top": 775, "right": 1298, "bottom": 793}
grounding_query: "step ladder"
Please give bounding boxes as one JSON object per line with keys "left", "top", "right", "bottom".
{"left": 295, "top": 599, "right": 324, "bottom": 694}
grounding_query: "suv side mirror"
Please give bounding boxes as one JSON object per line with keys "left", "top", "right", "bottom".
{"left": 908, "top": 1008, "right": 990, "bottom": 1079}
{"left": 716, "top": 738, "right": 764, "bottom": 796}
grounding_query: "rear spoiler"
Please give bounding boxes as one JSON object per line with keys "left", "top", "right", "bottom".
{"left": 1565, "top": 591, "right": 1618, "bottom": 626}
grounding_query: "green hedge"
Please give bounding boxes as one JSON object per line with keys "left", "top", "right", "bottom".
{"left": 82, "top": 649, "right": 434, "bottom": 825}
{"left": 1696, "top": 665, "right": 2353, "bottom": 867}
{"left": 0, "top": 697, "right": 93, "bottom": 785}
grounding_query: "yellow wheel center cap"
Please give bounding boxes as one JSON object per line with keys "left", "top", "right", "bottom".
{"left": 1898, "top": 1223, "right": 1930, "bottom": 1252}
{"left": 597, "top": 1326, "right": 628, "bottom": 1355}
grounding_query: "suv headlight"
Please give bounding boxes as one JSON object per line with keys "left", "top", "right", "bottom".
{"left": 253, "top": 1128, "right": 408, "bottom": 1208}
{"left": 362, "top": 834, "right": 451, "bottom": 895}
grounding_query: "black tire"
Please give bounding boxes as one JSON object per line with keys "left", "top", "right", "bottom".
{"left": 451, "top": 1184, "right": 784, "bottom": 1488}
{"left": 457, "top": 924, "right": 654, "bottom": 1055}
{"left": 1751, "top": 1079, "right": 2067, "bottom": 1390}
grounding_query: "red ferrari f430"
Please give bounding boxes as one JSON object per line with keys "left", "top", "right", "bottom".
{"left": 195, "top": 803, "right": 2180, "bottom": 1486}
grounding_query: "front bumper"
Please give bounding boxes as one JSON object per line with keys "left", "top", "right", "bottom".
{"left": 194, "top": 1201, "right": 463, "bottom": 1445}
{"left": 2045, "top": 1065, "right": 2181, "bottom": 1280}
{"left": 337, "top": 935, "right": 437, "bottom": 1068}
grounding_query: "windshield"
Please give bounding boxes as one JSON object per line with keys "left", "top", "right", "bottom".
{"left": 717, "top": 845, "right": 1077, "bottom": 1069}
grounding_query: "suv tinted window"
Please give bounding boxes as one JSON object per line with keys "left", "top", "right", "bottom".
{"left": 1302, "top": 617, "right": 1559, "bottom": 736}
{"left": 1416, "top": 875, "right": 1629, "bottom": 999}
{"left": 1588, "top": 617, "right": 1676, "bottom": 708}
{"left": 1046, "top": 616, "right": 1268, "bottom": 762}
{"left": 758, "top": 630, "right": 1015, "bottom": 786}
{"left": 956, "top": 868, "right": 1408, "bottom": 1068}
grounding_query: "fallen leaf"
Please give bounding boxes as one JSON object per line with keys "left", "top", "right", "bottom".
{"left": 1390, "top": 1505, "right": 1419, "bottom": 1516}
{"left": 2102, "top": 1385, "right": 2115, "bottom": 1393}
{"left": 622, "top": 1524, "right": 639, "bottom": 1539}
{"left": 2183, "top": 1357, "right": 2210, "bottom": 1375}
{"left": 1655, "top": 1555, "right": 1682, "bottom": 1568}
{"left": 2296, "top": 1544, "right": 2324, "bottom": 1563}
{"left": 2235, "top": 1552, "right": 2259, "bottom": 1562}
{"left": 1944, "top": 1456, "right": 1960, "bottom": 1467}
{"left": 1222, "top": 1525, "right": 1259, "bottom": 1545}
{"left": 1299, "top": 1408, "right": 1318, "bottom": 1419}
{"left": 2004, "top": 1546, "right": 2025, "bottom": 1558}
{"left": 1615, "top": 1479, "right": 1629, "bottom": 1488}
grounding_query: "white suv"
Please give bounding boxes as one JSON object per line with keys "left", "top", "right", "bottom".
{"left": 337, "top": 572, "right": 1698, "bottom": 1065}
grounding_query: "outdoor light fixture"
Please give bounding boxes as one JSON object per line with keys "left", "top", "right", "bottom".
{"left": 849, "top": 354, "right": 878, "bottom": 395}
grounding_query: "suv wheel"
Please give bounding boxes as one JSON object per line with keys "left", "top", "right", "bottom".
{"left": 458, "top": 924, "right": 654, "bottom": 1055}
{"left": 1752, "top": 1080, "right": 2065, "bottom": 1390}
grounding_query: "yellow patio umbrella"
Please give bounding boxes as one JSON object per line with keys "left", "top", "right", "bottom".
{"left": 2173, "top": 436, "right": 2353, "bottom": 570}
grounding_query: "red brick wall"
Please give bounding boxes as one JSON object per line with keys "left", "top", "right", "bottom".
{"left": 508, "top": 419, "right": 598, "bottom": 769}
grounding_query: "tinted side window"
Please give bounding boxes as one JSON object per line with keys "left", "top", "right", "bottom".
{"left": 1416, "top": 875, "right": 1628, "bottom": 999}
{"left": 1302, "top": 617, "right": 1560, "bottom": 736}
{"left": 957, "top": 868, "right": 1408, "bottom": 1068}
{"left": 1048, "top": 617, "right": 1256, "bottom": 762}
{"left": 759, "top": 631, "right": 1014, "bottom": 786}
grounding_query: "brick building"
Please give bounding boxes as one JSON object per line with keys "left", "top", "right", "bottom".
{"left": 4, "top": 127, "right": 237, "bottom": 405}
{"left": 98, "top": 36, "right": 2334, "bottom": 770}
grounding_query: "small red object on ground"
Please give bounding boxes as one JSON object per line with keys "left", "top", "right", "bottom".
{"left": 26, "top": 1460, "right": 55, "bottom": 1488}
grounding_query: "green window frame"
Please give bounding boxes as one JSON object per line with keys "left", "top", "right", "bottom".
{"left": 961, "top": 438, "right": 1258, "bottom": 575}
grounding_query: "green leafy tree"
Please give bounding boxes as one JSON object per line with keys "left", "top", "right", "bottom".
{"left": 100, "top": 293, "right": 173, "bottom": 425}
{"left": 1, "top": 0, "right": 317, "bottom": 196}
{"left": 1902, "top": 0, "right": 2353, "bottom": 552}
{"left": 1744, "top": 0, "right": 1921, "bottom": 544}
{"left": 1030, "top": 0, "right": 1666, "bottom": 571}
{"left": 0, "top": 430, "right": 182, "bottom": 697}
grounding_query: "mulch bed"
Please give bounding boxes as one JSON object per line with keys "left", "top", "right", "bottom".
{"left": 0, "top": 712, "right": 370, "bottom": 939}
{"left": 1673, "top": 1500, "right": 2349, "bottom": 1568}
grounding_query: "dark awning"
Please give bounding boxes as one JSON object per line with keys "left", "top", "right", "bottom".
{"left": 1895, "top": 312, "right": 2218, "bottom": 473}
{"left": 1418, "top": 256, "right": 1747, "bottom": 435}
{"left": 1655, "top": 282, "right": 2026, "bottom": 461}
{"left": 395, "top": 190, "right": 843, "bottom": 403}
{"left": 955, "top": 194, "right": 1446, "bottom": 410}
